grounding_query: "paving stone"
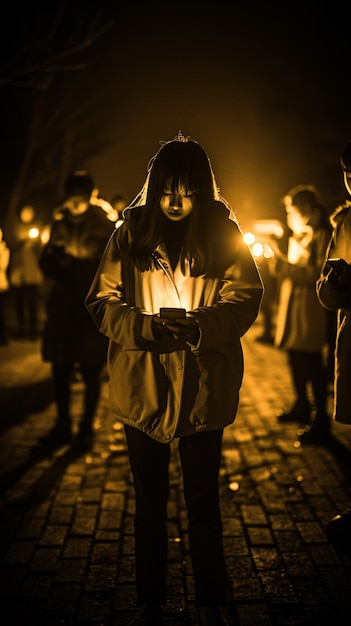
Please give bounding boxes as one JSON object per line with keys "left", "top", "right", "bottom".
{"left": 30, "top": 546, "right": 62, "bottom": 572}
{"left": 39, "top": 525, "right": 69, "bottom": 546}
{"left": 46, "top": 583, "right": 81, "bottom": 615}
{"left": 282, "top": 552, "right": 319, "bottom": 578}
{"left": 2, "top": 540, "right": 36, "bottom": 564}
{"left": 1, "top": 322, "right": 351, "bottom": 625}
{"left": 84, "top": 564, "right": 117, "bottom": 591}
{"left": 62, "top": 538, "right": 92, "bottom": 559}
{"left": 55, "top": 558, "right": 87, "bottom": 583}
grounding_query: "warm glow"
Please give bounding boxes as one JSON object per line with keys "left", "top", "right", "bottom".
{"left": 272, "top": 224, "right": 284, "bottom": 238}
{"left": 228, "top": 481, "right": 240, "bottom": 491}
{"left": 41, "top": 227, "right": 50, "bottom": 244}
{"left": 29, "top": 227, "right": 39, "bottom": 239}
{"left": 243, "top": 232, "right": 255, "bottom": 246}
{"left": 107, "top": 209, "right": 118, "bottom": 222}
{"left": 263, "top": 245, "right": 274, "bottom": 259}
{"left": 251, "top": 242, "right": 263, "bottom": 257}
{"left": 249, "top": 219, "right": 284, "bottom": 239}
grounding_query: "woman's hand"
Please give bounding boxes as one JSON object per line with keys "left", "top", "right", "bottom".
{"left": 152, "top": 315, "right": 200, "bottom": 344}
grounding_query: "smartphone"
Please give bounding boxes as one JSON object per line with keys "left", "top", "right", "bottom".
{"left": 159, "top": 307, "right": 186, "bottom": 319}
{"left": 326, "top": 258, "right": 351, "bottom": 271}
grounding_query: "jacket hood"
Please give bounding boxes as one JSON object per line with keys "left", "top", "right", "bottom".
{"left": 330, "top": 201, "right": 351, "bottom": 228}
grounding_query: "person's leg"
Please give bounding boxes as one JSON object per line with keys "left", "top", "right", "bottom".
{"left": 12, "top": 286, "right": 25, "bottom": 338}
{"left": 27, "top": 284, "right": 39, "bottom": 339}
{"left": 77, "top": 362, "right": 103, "bottom": 447}
{"left": 52, "top": 361, "right": 72, "bottom": 423}
{"left": 124, "top": 425, "right": 170, "bottom": 607}
{"left": 41, "top": 361, "right": 73, "bottom": 446}
{"left": 308, "top": 351, "right": 328, "bottom": 419}
{"left": 299, "top": 351, "right": 331, "bottom": 444}
{"left": 179, "top": 429, "right": 227, "bottom": 608}
{"left": 278, "top": 350, "right": 311, "bottom": 422}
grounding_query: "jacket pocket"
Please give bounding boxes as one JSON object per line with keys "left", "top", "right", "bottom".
{"left": 108, "top": 349, "right": 169, "bottom": 427}
{"left": 191, "top": 343, "right": 243, "bottom": 424}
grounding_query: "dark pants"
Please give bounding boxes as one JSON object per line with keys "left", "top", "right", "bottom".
{"left": 124, "top": 425, "right": 227, "bottom": 607}
{"left": 12, "top": 284, "right": 40, "bottom": 338}
{"left": 52, "top": 361, "right": 103, "bottom": 432}
{"left": 288, "top": 349, "right": 327, "bottom": 417}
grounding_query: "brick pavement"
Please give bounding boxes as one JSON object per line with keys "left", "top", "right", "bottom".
{"left": 1, "top": 319, "right": 351, "bottom": 626}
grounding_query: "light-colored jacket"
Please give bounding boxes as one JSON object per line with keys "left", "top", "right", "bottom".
{"left": 86, "top": 221, "right": 263, "bottom": 443}
{"left": 317, "top": 202, "right": 351, "bottom": 424}
{"left": 275, "top": 226, "right": 331, "bottom": 352}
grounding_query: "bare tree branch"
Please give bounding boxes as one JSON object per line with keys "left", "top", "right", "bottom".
{"left": 1, "top": 5, "right": 116, "bottom": 236}
{"left": 0, "top": 8, "right": 114, "bottom": 89}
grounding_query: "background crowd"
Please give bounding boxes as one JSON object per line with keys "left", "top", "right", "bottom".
{"left": 1, "top": 138, "right": 351, "bottom": 625}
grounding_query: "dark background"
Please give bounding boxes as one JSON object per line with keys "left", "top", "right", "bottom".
{"left": 1, "top": 1, "right": 350, "bottom": 235}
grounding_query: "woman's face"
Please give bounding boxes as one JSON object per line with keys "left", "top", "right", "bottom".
{"left": 286, "top": 204, "right": 312, "bottom": 234}
{"left": 65, "top": 196, "right": 89, "bottom": 216}
{"left": 160, "top": 178, "right": 195, "bottom": 221}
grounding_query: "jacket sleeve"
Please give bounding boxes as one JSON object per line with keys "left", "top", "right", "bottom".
{"left": 85, "top": 229, "right": 152, "bottom": 349}
{"left": 317, "top": 233, "right": 351, "bottom": 311}
{"left": 316, "top": 207, "right": 351, "bottom": 311}
{"left": 189, "top": 224, "right": 264, "bottom": 353}
{"left": 317, "top": 273, "right": 351, "bottom": 311}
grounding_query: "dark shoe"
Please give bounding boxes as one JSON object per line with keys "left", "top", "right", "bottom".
{"left": 298, "top": 421, "right": 330, "bottom": 445}
{"left": 128, "top": 604, "right": 163, "bottom": 625}
{"left": 40, "top": 423, "right": 72, "bottom": 448}
{"left": 277, "top": 406, "right": 311, "bottom": 424}
{"left": 198, "top": 606, "right": 229, "bottom": 626}
{"left": 326, "top": 509, "right": 351, "bottom": 553}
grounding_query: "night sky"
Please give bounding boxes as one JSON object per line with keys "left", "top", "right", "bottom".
{"left": 1, "top": 2, "right": 351, "bottom": 228}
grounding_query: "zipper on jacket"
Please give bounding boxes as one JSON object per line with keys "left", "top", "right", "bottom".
{"left": 152, "top": 251, "right": 180, "bottom": 298}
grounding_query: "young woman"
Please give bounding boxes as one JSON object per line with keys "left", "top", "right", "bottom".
{"left": 86, "top": 133, "right": 263, "bottom": 626}
{"left": 273, "top": 185, "right": 333, "bottom": 444}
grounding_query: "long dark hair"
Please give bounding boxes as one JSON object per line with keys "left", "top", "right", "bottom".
{"left": 118, "top": 138, "right": 236, "bottom": 276}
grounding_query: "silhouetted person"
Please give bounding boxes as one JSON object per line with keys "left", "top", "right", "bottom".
{"left": 39, "top": 170, "right": 115, "bottom": 451}
{"left": 317, "top": 140, "right": 351, "bottom": 550}
{"left": 0, "top": 228, "right": 10, "bottom": 344}
{"left": 86, "top": 133, "right": 263, "bottom": 626}
{"left": 272, "top": 185, "right": 332, "bottom": 444}
{"left": 110, "top": 192, "right": 127, "bottom": 228}
{"left": 8, "top": 205, "right": 44, "bottom": 339}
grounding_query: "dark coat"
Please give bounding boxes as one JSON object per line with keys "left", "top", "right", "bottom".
{"left": 40, "top": 204, "right": 115, "bottom": 365}
{"left": 317, "top": 202, "right": 351, "bottom": 424}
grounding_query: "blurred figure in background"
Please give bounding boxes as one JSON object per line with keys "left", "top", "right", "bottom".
{"left": 255, "top": 254, "right": 278, "bottom": 344}
{"left": 39, "top": 170, "right": 115, "bottom": 451}
{"left": 272, "top": 185, "right": 332, "bottom": 444}
{"left": 89, "top": 187, "right": 119, "bottom": 224}
{"left": 8, "top": 205, "right": 44, "bottom": 339}
{"left": 317, "top": 141, "right": 351, "bottom": 550}
{"left": 0, "top": 228, "right": 10, "bottom": 344}
{"left": 110, "top": 192, "right": 127, "bottom": 228}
